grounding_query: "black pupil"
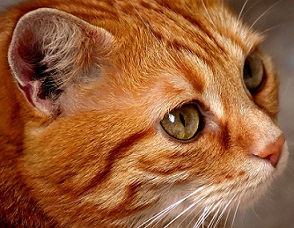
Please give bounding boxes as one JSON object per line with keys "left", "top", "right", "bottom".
{"left": 244, "top": 61, "right": 252, "bottom": 78}
{"left": 179, "top": 113, "right": 186, "bottom": 127}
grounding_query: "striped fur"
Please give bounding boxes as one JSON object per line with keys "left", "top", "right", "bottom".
{"left": 0, "top": 0, "right": 288, "bottom": 227}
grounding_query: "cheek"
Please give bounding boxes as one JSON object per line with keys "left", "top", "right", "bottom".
{"left": 134, "top": 132, "right": 241, "bottom": 185}
{"left": 22, "top": 120, "right": 107, "bottom": 198}
{"left": 20, "top": 112, "right": 156, "bottom": 225}
{"left": 21, "top": 111, "right": 126, "bottom": 204}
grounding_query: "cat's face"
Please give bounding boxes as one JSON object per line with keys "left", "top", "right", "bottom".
{"left": 5, "top": 0, "right": 288, "bottom": 226}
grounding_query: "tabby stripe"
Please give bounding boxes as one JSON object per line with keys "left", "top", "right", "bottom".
{"left": 168, "top": 8, "right": 228, "bottom": 56}
{"left": 148, "top": 25, "right": 218, "bottom": 79}
{"left": 98, "top": 183, "right": 154, "bottom": 219}
{"left": 136, "top": 5, "right": 229, "bottom": 70}
{"left": 142, "top": 0, "right": 228, "bottom": 57}
{"left": 55, "top": 1, "right": 118, "bottom": 16}
{"left": 66, "top": 12, "right": 118, "bottom": 22}
{"left": 168, "top": 39, "right": 214, "bottom": 65}
{"left": 78, "top": 130, "right": 151, "bottom": 196}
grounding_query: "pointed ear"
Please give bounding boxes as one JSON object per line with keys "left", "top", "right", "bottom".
{"left": 8, "top": 8, "right": 113, "bottom": 115}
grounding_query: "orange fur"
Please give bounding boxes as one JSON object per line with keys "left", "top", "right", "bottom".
{"left": 0, "top": 0, "right": 288, "bottom": 227}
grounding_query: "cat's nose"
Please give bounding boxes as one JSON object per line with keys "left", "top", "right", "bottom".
{"left": 252, "top": 134, "right": 285, "bottom": 168}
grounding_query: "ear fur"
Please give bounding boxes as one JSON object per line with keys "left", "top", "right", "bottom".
{"left": 8, "top": 8, "right": 113, "bottom": 115}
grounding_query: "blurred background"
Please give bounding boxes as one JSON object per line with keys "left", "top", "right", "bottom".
{"left": 0, "top": 0, "right": 293, "bottom": 227}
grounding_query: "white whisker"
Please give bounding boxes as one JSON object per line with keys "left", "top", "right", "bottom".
{"left": 214, "top": 194, "right": 238, "bottom": 228}
{"left": 176, "top": 204, "right": 199, "bottom": 228}
{"left": 223, "top": 203, "right": 233, "bottom": 228}
{"left": 207, "top": 203, "right": 222, "bottom": 228}
{"left": 248, "top": 0, "right": 281, "bottom": 31}
{"left": 138, "top": 185, "right": 210, "bottom": 228}
{"left": 163, "top": 197, "right": 203, "bottom": 228}
{"left": 237, "top": 0, "right": 249, "bottom": 24}
{"left": 194, "top": 204, "right": 214, "bottom": 228}
{"left": 231, "top": 198, "right": 241, "bottom": 228}
{"left": 259, "top": 24, "right": 283, "bottom": 36}
{"left": 240, "top": 0, "right": 263, "bottom": 20}
{"left": 233, "top": 0, "right": 249, "bottom": 34}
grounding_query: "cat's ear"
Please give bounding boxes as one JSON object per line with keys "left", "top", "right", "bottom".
{"left": 8, "top": 8, "right": 113, "bottom": 115}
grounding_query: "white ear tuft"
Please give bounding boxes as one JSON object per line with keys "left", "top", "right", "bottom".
{"left": 8, "top": 8, "right": 113, "bottom": 115}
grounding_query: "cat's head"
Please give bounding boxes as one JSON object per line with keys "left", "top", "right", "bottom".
{"left": 7, "top": 0, "right": 288, "bottom": 226}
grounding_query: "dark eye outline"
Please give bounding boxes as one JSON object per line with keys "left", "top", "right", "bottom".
{"left": 160, "top": 103, "right": 203, "bottom": 142}
{"left": 243, "top": 51, "right": 265, "bottom": 94}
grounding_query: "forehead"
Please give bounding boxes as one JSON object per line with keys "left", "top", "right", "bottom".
{"left": 73, "top": 0, "right": 264, "bottom": 122}
{"left": 116, "top": 0, "right": 262, "bottom": 53}
{"left": 112, "top": 1, "right": 263, "bottom": 110}
{"left": 112, "top": 0, "right": 262, "bottom": 76}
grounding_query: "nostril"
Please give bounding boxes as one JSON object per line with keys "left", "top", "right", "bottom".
{"left": 264, "top": 153, "right": 281, "bottom": 168}
{"left": 252, "top": 134, "right": 285, "bottom": 168}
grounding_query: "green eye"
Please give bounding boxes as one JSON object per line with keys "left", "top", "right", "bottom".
{"left": 160, "top": 104, "right": 201, "bottom": 141}
{"left": 243, "top": 51, "right": 264, "bottom": 93}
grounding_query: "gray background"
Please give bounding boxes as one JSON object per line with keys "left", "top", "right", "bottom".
{"left": 0, "top": 0, "right": 293, "bottom": 227}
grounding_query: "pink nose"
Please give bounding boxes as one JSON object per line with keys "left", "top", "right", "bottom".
{"left": 253, "top": 135, "right": 285, "bottom": 167}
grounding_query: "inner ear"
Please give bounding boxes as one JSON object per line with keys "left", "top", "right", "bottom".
{"left": 8, "top": 8, "right": 113, "bottom": 115}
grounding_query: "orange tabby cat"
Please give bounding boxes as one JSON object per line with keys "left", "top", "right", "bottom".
{"left": 0, "top": 0, "right": 288, "bottom": 227}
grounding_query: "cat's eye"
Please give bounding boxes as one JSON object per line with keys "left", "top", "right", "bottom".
{"left": 160, "top": 104, "right": 201, "bottom": 141}
{"left": 243, "top": 51, "right": 264, "bottom": 93}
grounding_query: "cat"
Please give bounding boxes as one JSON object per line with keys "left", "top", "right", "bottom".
{"left": 0, "top": 0, "right": 288, "bottom": 227}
